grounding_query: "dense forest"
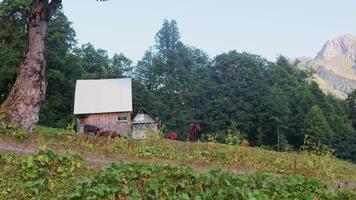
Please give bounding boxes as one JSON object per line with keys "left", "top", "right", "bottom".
{"left": 0, "top": 0, "right": 355, "bottom": 162}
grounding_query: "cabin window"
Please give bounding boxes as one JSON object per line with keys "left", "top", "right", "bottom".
{"left": 117, "top": 115, "right": 128, "bottom": 122}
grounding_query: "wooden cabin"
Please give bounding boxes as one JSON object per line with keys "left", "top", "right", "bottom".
{"left": 73, "top": 78, "right": 132, "bottom": 136}
{"left": 132, "top": 107, "right": 159, "bottom": 139}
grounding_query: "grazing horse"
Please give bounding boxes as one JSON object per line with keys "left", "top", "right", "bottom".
{"left": 164, "top": 131, "right": 177, "bottom": 140}
{"left": 188, "top": 123, "right": 201, "bottom": 142}
{"left": 98, "top": 131, "right": 120, "bottom": 138}
{"left": 93, "top": 130, "right": 120, "bottom": 146}
{"left": 83, "top": 124, "right": 100, "bottom": 136}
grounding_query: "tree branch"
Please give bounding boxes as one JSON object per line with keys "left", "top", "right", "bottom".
{"left": 48, "top": 0, "right": 62, "bottom": 18}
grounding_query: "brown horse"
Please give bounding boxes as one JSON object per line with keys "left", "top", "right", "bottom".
{"left": 188, "top": 123, "right": 201, "bottom": 142}
{"left": 164, "top": 131, "right": 177, "bottom": 140}
{"left": 83, "top": 124, "right": 100, "bottom": 136}
{"left": 90, "top": 130, "right": 120, "bottom": 146}
{"left": 98, "top": 131, "right": 120, "bottom": 138}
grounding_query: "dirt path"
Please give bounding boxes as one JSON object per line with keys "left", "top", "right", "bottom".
{"left": 0, "top": 138, "right": 245, "bottom": 173}
{"left": 0, "top": 138, "right": 138, "bottom": 166}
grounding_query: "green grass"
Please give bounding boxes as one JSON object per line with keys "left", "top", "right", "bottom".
{"left": 1, "top": 126, "right": 356, "bottom": 185}
{"left": 0, "top": 150, "right": 354, "bottom": 200}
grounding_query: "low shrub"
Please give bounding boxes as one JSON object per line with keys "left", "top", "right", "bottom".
{"left": 0, "top": 150, "right": 86, "bottom": 199}
{"left": 0, "top": 151, "right": 355, "bottom": 199}
{"left": 71, "top": 161, "right": 355, "bottom": 200}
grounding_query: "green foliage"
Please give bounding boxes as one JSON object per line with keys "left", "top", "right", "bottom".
{"left": 224, "top": 131, "right": 242, "bottom": 146}
{"left": 0, "top": 150, "right": 85, "bottom": 199}
{"left": 299, "top": 135, "right": 337, "bottom": 178}
{"left": 262, "top": 85, "right": 291, "bottom": 150}
{"left": 70, "top": 162, "right": 355, "bottom": 200}
{"left": 304, "top": 105, "right": 333, "bottom": 144}
{"left": 346, "top": 89, "right": 356, "bottom": 129}
{"left": 1, "top": 150, "right": 354, "bottom": 199}
{"left": 135, "top": 19, "right": 210, "bottom": 137}
{"left": 201, "top": 130, "right": 242, "bottom": 146}
{"left": 0, "top": 113, "right": 27, "bottom": 139}
{"left": 301, "top": 135, "right": 334, "bottom": 156}
{"left": 0, "top": 0, "right": 29, "bottom": 102}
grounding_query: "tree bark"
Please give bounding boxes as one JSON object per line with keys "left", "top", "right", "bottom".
{"left": 0, "top": 0, "right": 60, "bottom": 134}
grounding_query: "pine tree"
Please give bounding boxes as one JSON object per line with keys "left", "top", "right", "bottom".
{"left": 303, "top": 105, "right": 333, "bottom": 144}
{"left": 264, "top": 85, "right": 291, "bottom": 150}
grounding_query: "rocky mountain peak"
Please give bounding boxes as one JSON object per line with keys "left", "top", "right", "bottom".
{"left": 315, "top": 33, "right": 356, "bottom": 61}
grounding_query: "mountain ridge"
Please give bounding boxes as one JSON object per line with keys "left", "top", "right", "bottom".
{"left": 315, "top": 33, "right": 356, "bottom": 61}
{"left": 297, "top": 33, "right": 356, "bottom": 98}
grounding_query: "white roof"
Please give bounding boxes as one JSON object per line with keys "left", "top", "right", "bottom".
{"left": 74, "top": 78, "right": 132, "bottom": 115}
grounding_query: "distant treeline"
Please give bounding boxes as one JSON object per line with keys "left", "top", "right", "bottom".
{"left": 0, "top": 1, "right": 355, "bottom": 162}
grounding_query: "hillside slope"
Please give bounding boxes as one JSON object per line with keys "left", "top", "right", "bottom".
{"left": 1, "top": 127, "right": 355, "bottom": 184}
{"left": 1, "top": 127, "right": 356, "bottom": 199}
{"left": 1, "top": 150, "right": 354, "bottom": 199}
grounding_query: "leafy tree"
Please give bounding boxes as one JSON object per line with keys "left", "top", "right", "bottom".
{"left": 74, "top": 43, "right": 133, "bottom": 79}
{"left": 303, "top": 105, "right": 333, "bottom": 144}
{"left": 263, "top": 57, "right": 312, "bottom": 147}
{"left": 74, "top": 43, "right": 110, "bottom": 78}
{"left": 0, "top": 0, "right": 106, "bottom": 134}
{"left": 0, "top": 0, "right": 86, "bottom": 128}
{"left": 135, "top": 20, "right": 210, "bottom": 137}
{"left": 263, "top": 85, "right": 291, "bottom": 150}
{"left": 111, "top": 53, "right": 133, "bottom": 78}
{"left": 0, "top": 0, "right": 64, "bottom": 133}
{"left": 204, "top": 51, "right": 268, "bottom": 140}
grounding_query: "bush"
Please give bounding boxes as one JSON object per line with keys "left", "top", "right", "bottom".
{"left": 0, "top": 150, "right": 85, "bottom": 199}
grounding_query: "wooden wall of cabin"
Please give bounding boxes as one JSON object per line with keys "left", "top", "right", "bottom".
{"left": 76, "top": 112, "right": 132, "bottom": 136}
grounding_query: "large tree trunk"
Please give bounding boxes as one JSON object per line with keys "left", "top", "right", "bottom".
{"left": 0, "top": 0, "right": 60, "bottom": 134}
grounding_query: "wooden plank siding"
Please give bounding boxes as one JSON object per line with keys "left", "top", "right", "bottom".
{"left": 76, "top": 112, "right": 132, "bottom": 136}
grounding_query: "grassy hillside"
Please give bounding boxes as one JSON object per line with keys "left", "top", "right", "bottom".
{"left": 1, "top": 127, "right": 356, "bottom": 199}
{"left": 1, "top": 150, "right": 355, "bottom": 199}
{"left": 1, "top": 126, "right": 355, "bottom": 183}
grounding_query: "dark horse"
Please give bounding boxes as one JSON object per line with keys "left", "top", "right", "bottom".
{"left": 188, "top": 123, "right": 201, "bottom": 142}
{"left": 164, "top": 131, "right": 177, "bottom": 140}
{"left": 83, "top": 124, "right": 100, "bottom": 136}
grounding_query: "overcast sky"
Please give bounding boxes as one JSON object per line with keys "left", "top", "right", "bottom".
{"left": 62, "top": 0, "right": 356, "bottom": 62}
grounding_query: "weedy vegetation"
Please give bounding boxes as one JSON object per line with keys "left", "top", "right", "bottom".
{"left": 0, "top": 126, "right": 356, "bottom": 199}
{"left": 0, "top": 150, "right": 355, "bottom": 199}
